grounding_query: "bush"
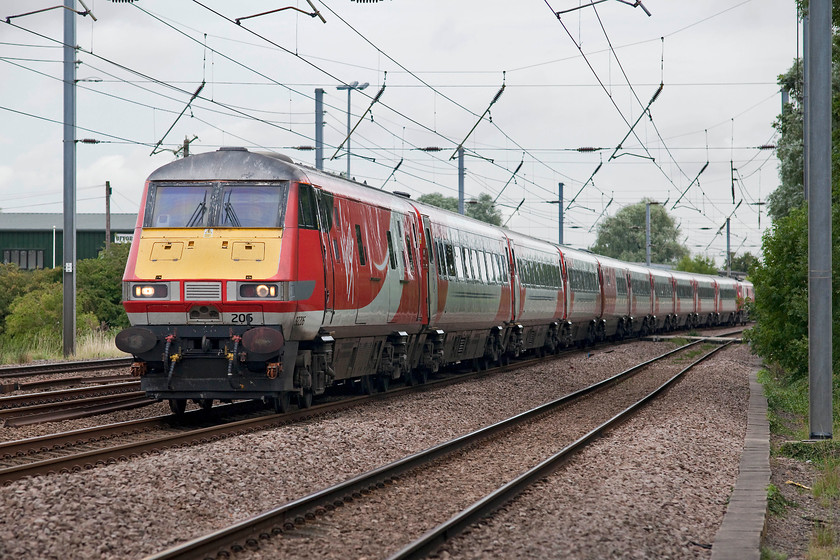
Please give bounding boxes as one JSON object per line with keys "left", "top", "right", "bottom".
{"left": 746, "top": 202, "right": 840, "bottom": 380}
{"left": 0, "top": 263, "right": 61, "bottom": 335}
{"left": 77, "top": 243, "right": 130, "bottom": 329}
{"left": 4, "top": 284, "right": 99, "bottom": 347}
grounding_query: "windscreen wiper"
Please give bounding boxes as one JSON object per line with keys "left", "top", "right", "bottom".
{"left": 224, "top": 202, "right": 242, "bottom": 227}
{"left": 186, "top": 192, "right": 208, "bottom": 227}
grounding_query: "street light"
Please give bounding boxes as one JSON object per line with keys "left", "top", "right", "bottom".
{"left": 336, "top": 81, "right": 369, "bottom": 177}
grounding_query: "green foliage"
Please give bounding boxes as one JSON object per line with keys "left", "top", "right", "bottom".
{"left": 760, "top": 546, "right": 788, "bottom": 560}
{"left": 0, "top": 263, "right": 60, "bottom": 335}
{"left": 747, "top": 202, "right": 840, "bottom": 380}
{"left": 467, "top": 193, "right": 502, "bottom": 226}
{"left": 769, "top": 60, "right": 805, "bottom": 222}
{"left": 77, "top": 243, "right": 131, "bottom": 329}
{"left": 730, "top": 252, "right": 758, "bottom": 275}
{"left": 767, "top": 483, "right": 797, "bottom": 517}
{"left": 0, "top": 244, "right": 130, "bottom": 344}
{"left": 674, "top": 254, "right": 718, "bottom": 274}
{"left": 813, "top": 461, "right": 840, "bottom": 506}
{"left": 4, "top": 284, "right": 99, "bottom": 347}
{"left": 417, "top": 192, "right": 502, "bottom": 226}
{"left": 589, "top": 199, "right": 688, "bottom": 264}
{"left": 417, "top": 192, "right": 458, "bottom": 212}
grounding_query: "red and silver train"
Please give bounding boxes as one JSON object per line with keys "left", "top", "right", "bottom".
{"left": 115, "top": 148, "right": 753, "bottom": 413}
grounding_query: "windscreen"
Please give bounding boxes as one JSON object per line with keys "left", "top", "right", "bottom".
{"left": 144, "top": 182, "right": 288, "bottom": 228}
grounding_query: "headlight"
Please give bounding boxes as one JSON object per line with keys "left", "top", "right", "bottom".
{"left": 132, "top": 283, "right": 169, "bottom": 298}
{"left": 240, "top": 283, "right": 278, "bottom": 298}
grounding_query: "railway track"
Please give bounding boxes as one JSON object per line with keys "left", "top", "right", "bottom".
{"left": 143, "top": 335, "right": 736, "bottom": 560}
{"left": 0, "top": 381, "right": 152, "bottom": 427}
{"left": 0, "top": 357, "right": 132, "bottom": 380}
{"left": 0, "top": 330, "right": 743, "bottom": 485}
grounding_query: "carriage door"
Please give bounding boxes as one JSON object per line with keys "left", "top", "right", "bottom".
{"left": 507, "top": 241, "right": 520, "bottom": 321}
{"left": 421, "top": 215, "right": 436, "bottom": 325}
{"left": 314, "top": 188, "right": 335, "bottom": 325}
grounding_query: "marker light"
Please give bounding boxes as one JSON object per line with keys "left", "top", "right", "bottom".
{"left": 240, "top": 283, "right": 278, "bottom": 298}
{"left": 133, "top": 284, "right": 169, "bottom": 298}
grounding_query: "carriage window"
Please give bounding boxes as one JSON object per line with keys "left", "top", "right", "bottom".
{"left": 471, "top": 250, "right": 483, "bottom": 283}
{"left": 355, "top": 225, "right": 366, "bottom": 266}
{"left": 297, "top": 184, "right": 319, "bottom": 229}
{"left": 386, "top": 232, "right": 397, "bottom": 270}
{"left": 425, "top": 228, "right": 434, "bottom": 265}
{"left": 406, "top": 234, "right": 415, "bottom": 270}
{"left": 498, "top": 255, "right": 508, "bottom": 282}
{"left": 453, "top": 245, "right": 464, "bottom": 279}
{"left": 459, "top": 247, "right": 468, "bottom": 279}
{"left": 445, "top": 243, "right": 456, "bottom": 278}
{"left": 332, "top": 239, "right": 341, "bottom": 262}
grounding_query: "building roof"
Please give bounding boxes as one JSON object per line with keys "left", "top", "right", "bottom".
{"left": 0, "top": 213, "right": 137, "bottom": 232}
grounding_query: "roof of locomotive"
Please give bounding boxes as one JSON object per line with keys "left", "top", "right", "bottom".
{"left": 147, "top": 147, "right": 311, "bottom": 182}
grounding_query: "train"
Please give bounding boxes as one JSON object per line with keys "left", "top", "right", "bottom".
{"left": 115, "top": 147, "right": 754, "bottom": 414}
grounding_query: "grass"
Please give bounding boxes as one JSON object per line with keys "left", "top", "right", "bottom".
{"left": 809, "top": 523, "right": 840, "bottom": 560}
{"left": 671, "top": 342, "right": 714, "bottom": 364}
{"left": 670, "top": 336, "right": 690, "bottom": 347}
{"left": 767, "top": 483, "right": 797, "bottom": 517}
{"left": 813, "top": 461, "right": 840, "bottom": 505}
{"left": 759, "top": 364, "right": 840, "bottom": 560}
{"left": 760, "top": 546, "right": 788, "bottom": 560}
{"left": 758, "top": 366, "right": 811, "bottom": 440}
{"left": 0, "top": 329, "right": 126, "bottom": 365}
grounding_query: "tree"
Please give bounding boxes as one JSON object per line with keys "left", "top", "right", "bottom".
{"left": 768, "top": 61, "right": 805, "bottom": 222}
{"left": 5, "top": 284, "right": 99, "bottom": 348}
{"left": 416, "top": 192, "right": 502, "bottom": 226}
{"left": 0, "top": 264, "right": 60, "bottom": 336}
{"left": 729, "top": 252, "right": 758, "bottom": 275}
{"left": 589, "top": 200, "right": 688, "bottom": 264}
{"left": 748, "top": 2, "right": 840, "bottom": 379}
{"left": 77, "top": 243, "right": 131, "bottom": 329}
{"left": 416, "top": 193, "right": 457, "bottom": 213}
{"left": 675, "top": 254, "right": 718, "bottom": 275}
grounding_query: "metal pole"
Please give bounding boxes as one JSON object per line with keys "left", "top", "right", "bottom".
{"left": 63, "top": 0, "right": 77, "bottom": 357}
{"left": 807, "top": 0, "right": 832, "bottom": 440}
{"left": 345, "top": 88, "right": 351, "bottom": 177}
{"left": 803, "top": 12, "right": 810, "bottom": 201}
{"left": 335, "top": 82, "right": 368, "bottom": 177}
{"left": 645, "top": 202, "right": 651, "bottom": 267}
{"left": 558, "top": 182, "right": 564, "bottom": 245}
{"left": 105, "top": 181, "right": 111, "bottom": 251}
{"left": 726, "top": 218, "right": 731, "bottom": 277}
{"left": 315, "top": 88, "right": 324, "bottom": 171}
{"left": 458, "top": 147, "right": 465, "bottom": 215}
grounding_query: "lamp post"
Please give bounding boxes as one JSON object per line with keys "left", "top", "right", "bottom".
{"left": 336, "top": 81, "right": 368, "bottom": 177}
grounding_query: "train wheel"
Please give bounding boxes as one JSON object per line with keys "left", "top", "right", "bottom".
{"left": 415, "top": 367, "right": 429, "bottom": 385}
{"left": 168, "top": 399, "right": 187, "bottom": 416}
{"left": 199, "top": 399, "right": 213, "bottom": 411}
{"left": 298, "top": 389, "right": 313, "bottom": 409}
{"left": 272, "top": 393, "right": 290, "bottom": 414}
{"left": 377, "top": 374, "right": 390, "bottom": 393}
{"left": 359, "top": 375, "right": 374, "bottom": 395}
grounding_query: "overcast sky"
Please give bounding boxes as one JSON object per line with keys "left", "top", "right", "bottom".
{"left": 1, "top": 0, "right": 799, "bottom": 263}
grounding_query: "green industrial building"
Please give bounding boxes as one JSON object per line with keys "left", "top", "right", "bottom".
{"left": 0, "top": 213, "right": 137, "bottom": 270}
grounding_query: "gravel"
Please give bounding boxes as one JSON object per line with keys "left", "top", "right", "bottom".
{"left": 442, "top": 344, "right": 753, "bottom": 559}
{"left": 0, "top": 339, "right": 753, "bottom": 560}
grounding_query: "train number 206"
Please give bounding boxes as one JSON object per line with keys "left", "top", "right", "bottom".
{"left": 231, "top": 313, "right": 254, "bottom": 325}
